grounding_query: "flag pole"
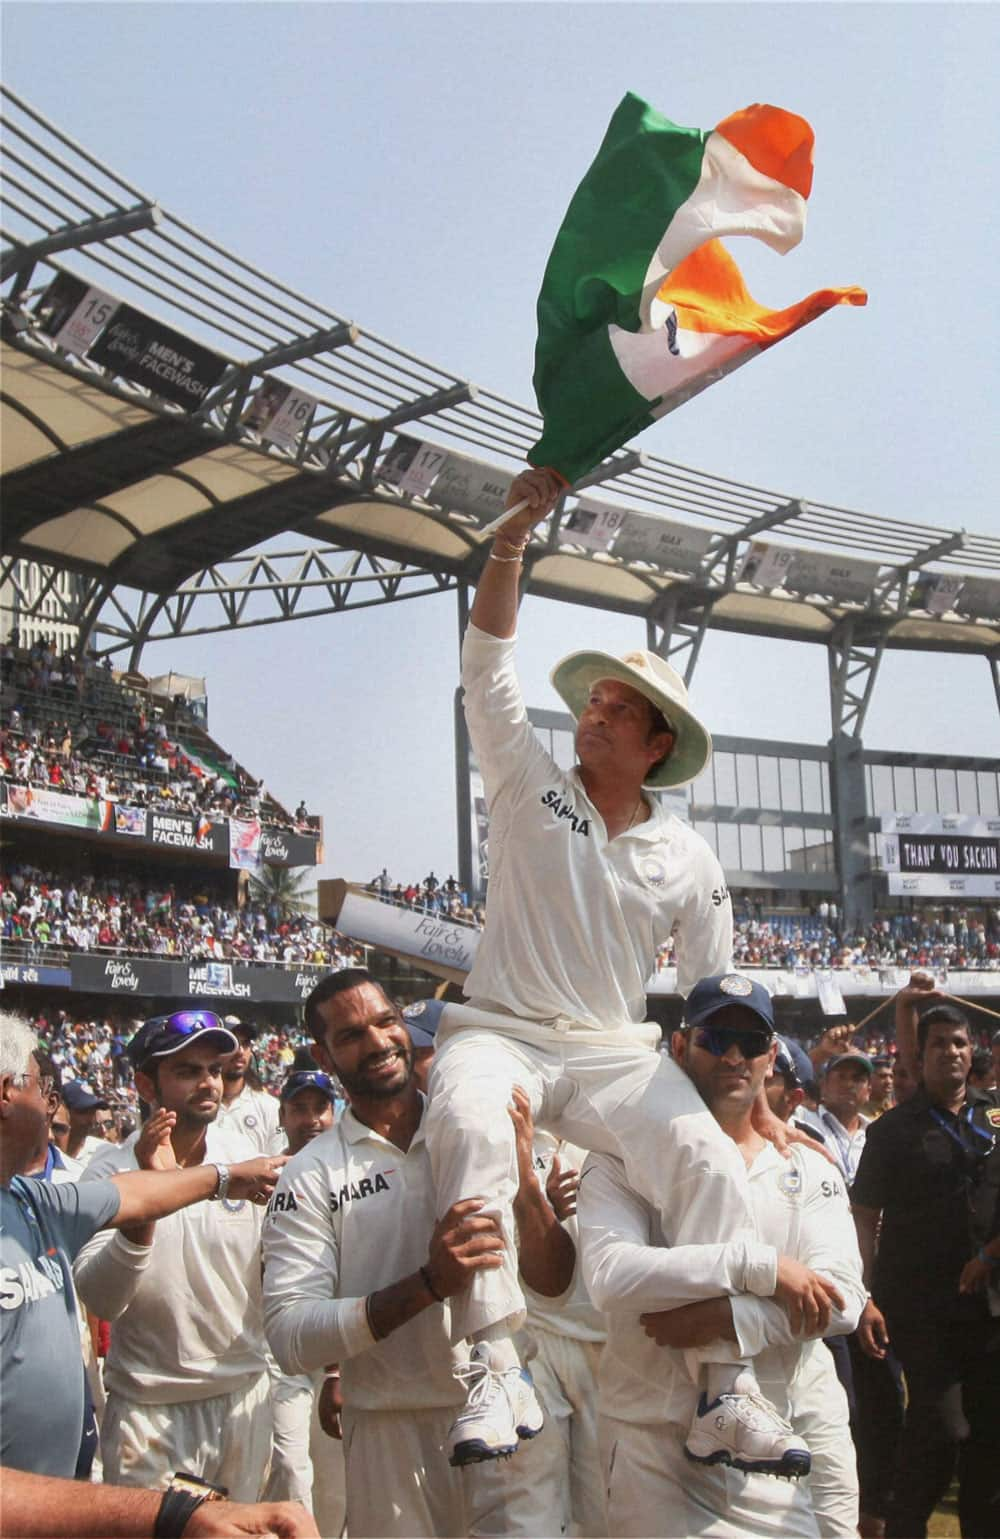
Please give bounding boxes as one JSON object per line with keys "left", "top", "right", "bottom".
{"left": 478, "top": 499, "right": 531, "bottom": 540}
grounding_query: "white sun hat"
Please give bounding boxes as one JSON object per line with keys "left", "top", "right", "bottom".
{"left": 550, "top": 647, "right": 712, "bottom": 789}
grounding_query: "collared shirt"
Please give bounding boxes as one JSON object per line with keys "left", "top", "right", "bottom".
{"left": 28, "top": 1142, "right": 84, "bottom": 1185}
{"left": 262, "top": 1097, "right": 471, "bottom": 1412}
{"left": 460, "top": 625, "right": 732, "bottom": 1030}
{"left": 215, "top": 1083, "right": 284, "bottom": 1155}
{"left": 579, "top": 1142, "right": 865, "bottom": 1429}
{"left": 74, "top": 1123, "right": 268, "bottom": 1404}
{"left": 1, "top": 1176, "right": 120, "bottom": 1475}
{"left": 852, "top": 1086, "right": 1000, "bottom": 1324}
{"left": 798, "top": 1106, "right": 870, "bottom": 1185}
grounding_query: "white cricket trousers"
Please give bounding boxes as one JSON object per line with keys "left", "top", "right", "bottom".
{"left": 101, "top": 1372, "right": 271, "bottom": 1500}
{"left": 599, "top": 1416, "right": 820, "bottom": 1539}
{"left": 426, "top": 1024, "right": 756, "bottom": 1342}
{"left": 263, "top": 1370, "right": 347, "bottom": 1538}
{"left": 471, "top": 1329, "right": 607, "bottom": 1537}
{"left": 340, "top": 1404, "right": 476, "bottom": 1538}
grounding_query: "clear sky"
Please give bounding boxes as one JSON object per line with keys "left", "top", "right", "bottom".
{"left": 4, "top": 2, "right": 999, "bottom": 888}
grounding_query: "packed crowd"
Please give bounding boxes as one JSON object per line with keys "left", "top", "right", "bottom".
{"left": 1, "top": 639, "right": 315, "bottom": 833}
{"left": 365, "top": 868, "right": 486, "bottom": 927}
{"left": 2, "top": 860, "right": 364, "bottom": 969}
{"left": 365, "top": 867, "right": 1000, "bottom": 974}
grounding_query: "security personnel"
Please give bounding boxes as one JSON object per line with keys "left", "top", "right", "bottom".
{"left": 852, "top": 1004, "right": 1000, "bottom": 1539}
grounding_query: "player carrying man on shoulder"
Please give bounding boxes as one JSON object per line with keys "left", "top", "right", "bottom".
{"left": 424, "top": 467, "right": 821, "bottom": 1476}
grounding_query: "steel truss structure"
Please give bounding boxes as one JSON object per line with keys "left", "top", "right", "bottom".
{"left": 2, "top": 85, "right": 998, "bottom": 743}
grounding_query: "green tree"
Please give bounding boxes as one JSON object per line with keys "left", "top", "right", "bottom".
{"left": 248, "top": 864, "right": 317, "bottom": 922}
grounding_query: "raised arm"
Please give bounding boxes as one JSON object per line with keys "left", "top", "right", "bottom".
{"left": 469, "top": 468, "right": 563, "bottom": 638}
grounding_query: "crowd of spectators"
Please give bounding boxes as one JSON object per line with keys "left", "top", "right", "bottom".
{"left": 2, "top": 860, "right": 366, "bottom": 969}
{"left": 365, "top": 866, "right": 1000, "bottom": 974}
{"left": 1, "top": 636, "right": 314, "bottom": 834}
{"left": 366, "top": 867, "right": 486, "bottom": 928}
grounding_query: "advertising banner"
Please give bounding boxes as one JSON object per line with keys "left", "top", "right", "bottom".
{"left": 1, "top": 961, "right": 74, "bottom": 989}
{"left": 35, "top": 271, "right": 119, "bottom": 357}
{"left": 560, "top": 499, "right": 628, "bottom": 553}
{"left": 879, "top": 812, "right": 1000, "bottom": 898}
{"left": 2, "top": 783, "right": 103, "bottom": 830}
{"left": 428, "top": 452, "right": 513, "bottom": 524}
{"left": 148, "top": 809, "right": 215, "bottom": 852}
{"left": 87, "top": 303, "right": 229, "bottom": 410}
{"left": 229, "top": 816, "right": 263, "bottom": 872}
{"left": 113, "top": 804, "right": 148, "bottom": 837}
{"left": 737, "top": 541, "right": 796, "bottom": 591}
{"left": 610, "top": 513, "right": 714, "bottom": 574}
{"left": 243, "top": 378, "right": 318, "bottom": 450}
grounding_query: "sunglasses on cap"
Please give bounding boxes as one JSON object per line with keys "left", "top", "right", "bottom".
{"left": 143, "top": 1010, "right": 226, "bottom": 1038}
{"left": 686, "top": 1025, "right": 774, "bottom": 1060}
{"left": 281, "top": 1070, "right": 336, "bottom": 1102}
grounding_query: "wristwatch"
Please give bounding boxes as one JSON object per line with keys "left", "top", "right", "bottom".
{"left": 154, "top": 1471, "right": 227, "bottom": 1537}
{"left": 211, "top": 1163, "right": 230, "bottom": 1202}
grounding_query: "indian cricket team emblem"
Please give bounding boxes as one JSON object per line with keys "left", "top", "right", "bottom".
{"left": 719, "top": 975, "right": 753, "bottom": 997}
{"left": 641, "top": 857, "right": 666, "bottom": 888}
{"left": 244, "top": 1114, "right": 258, "bottom": 1129}
{"left": 778, "top": 1166, "right": 803, "bottom": 1198}
{"left": 986, "top": 1108, "right": 1000, "bottom": 1129}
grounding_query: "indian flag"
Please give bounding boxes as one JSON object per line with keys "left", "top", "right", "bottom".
{"left": 529, "top": 94, "right": 867, "bottom": 485}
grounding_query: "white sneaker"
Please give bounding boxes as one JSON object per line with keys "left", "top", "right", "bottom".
{"left": 684, "top": 1386, "right": 811, "bottom": 1478}
{"left": 448, "top": 1343, "right": 544, "bottom": 1467}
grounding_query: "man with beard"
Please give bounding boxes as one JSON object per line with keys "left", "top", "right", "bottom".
{"left": 262, "top": 970, "right": 514, "bottom": 1539}
{"left": 74, "top": 1011, "right": 286, "bottom": 1498}
{"left": 215, "top": 1015, "right": 283, "bottom": 1155}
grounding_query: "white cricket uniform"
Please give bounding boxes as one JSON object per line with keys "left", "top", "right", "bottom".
{"left": 472, "top": 1137, "right": 607, "bottom": 1538}
{"left": 263, "top": 1364, "right": 346, "bottom": 1538}
{"left": 427, "top": 626, "right": 735, "bottom": 1344}
{"left": 216, "top": 1083, "right": 284, "bottom": 1155}
{"left": 261, "top": 1099, "right": 486, "bottom": 1538}
{"left": 578, "top": 1142, "right": 865, "bottom": 1538}
{"left": 74, "top": 1124, "right": 271, "bottom": 1500}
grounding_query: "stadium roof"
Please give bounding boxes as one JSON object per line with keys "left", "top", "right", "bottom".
{"left": 3, "top": 83, "right": 999, "bottom": 661}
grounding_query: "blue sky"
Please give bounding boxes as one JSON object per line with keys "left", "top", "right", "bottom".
{"left": 4, "top": 2, "right": 998, "bottom": 885}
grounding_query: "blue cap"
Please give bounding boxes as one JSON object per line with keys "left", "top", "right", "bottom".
{"left": 684, "top": 974, "right": 775, "bottom": 1035}
{"left": 401, "top": 998, "right": 446, "bottom": 1049}
{"left": 127, "top": 1010, "right": 238, "bottom": 1070}
{"left": 62, "top": 1080, "right": 110, "bottom": 1112}
{"left": 279, "top": 1069, "right": 338, "bottom": 1105}
{"left": 774, "top": 1035, "right": 814, "bottom": 1088}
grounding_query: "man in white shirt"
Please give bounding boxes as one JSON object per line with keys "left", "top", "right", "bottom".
{"left": 264, "top": 1065, "right": 346, "bottom": 1539}
{"left": 425, "top": 468, "right": 808, "bottom": 1474}
{"left": 578, "top": 975, "right": 866, "bottom": 1537}
{"left": 75, "top": 1010, "right": 286, "bottom": 1499}
{"left": 799, "top": 1053, "right": 872, "bottom": 1186}
{"left": 262, "top": 970, "right": 512, "bottom": 1539}
{"left": 214, "top": 1014, "right": 283, "bottom": 1155}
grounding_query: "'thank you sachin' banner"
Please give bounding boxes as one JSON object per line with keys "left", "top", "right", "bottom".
{"left": 879, "top": 813, "right": 1000, "bottom": 898}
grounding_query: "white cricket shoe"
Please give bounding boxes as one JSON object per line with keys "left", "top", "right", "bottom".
{"left": 447, "top": 1343, "right": 545, "bottom": 1467}
{"left": 684, "top": 1385, "right": 811, "bottom": 1478}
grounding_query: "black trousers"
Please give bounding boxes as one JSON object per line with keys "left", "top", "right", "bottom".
{"left": 885, "top": 1314, "right": 1000, "bottom": 1539}
{"left": 847, "top": 1333, "right": 904, "bottom": 1520}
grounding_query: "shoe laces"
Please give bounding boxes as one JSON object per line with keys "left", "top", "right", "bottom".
{"left": 721, "top": 1389, "right": 794, "bottom": 1434}
{"left": 453, "top": 1356, "right": 503, "bottom": 1416}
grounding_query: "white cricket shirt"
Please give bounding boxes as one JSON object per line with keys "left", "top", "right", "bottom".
{"left": 74, "top": 1123, "right": 269, "bottom": 1404}
{"left": 461, "top": 624, "right": 732, "bottom": 1031}
{"left": 578, "top": 1141, "right": 866, "bottom": 1428}
{"left": 216, "top": 1084, "right": 284, "bottom": 1155}
{"left": 262, "top": 1098, "right": 471, "bottom": 1412}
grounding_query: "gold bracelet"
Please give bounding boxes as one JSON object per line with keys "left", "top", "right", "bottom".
{"left": 489, "top": 549, "right": 523, "bottom": 564}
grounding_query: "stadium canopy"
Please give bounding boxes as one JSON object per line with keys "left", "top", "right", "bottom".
{"left": 3, "top": 83, "right": 999, "bottom": 705}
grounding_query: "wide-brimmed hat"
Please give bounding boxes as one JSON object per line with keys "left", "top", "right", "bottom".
{"left": 550, "top": 648, "right": 712, "bottom": 789}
